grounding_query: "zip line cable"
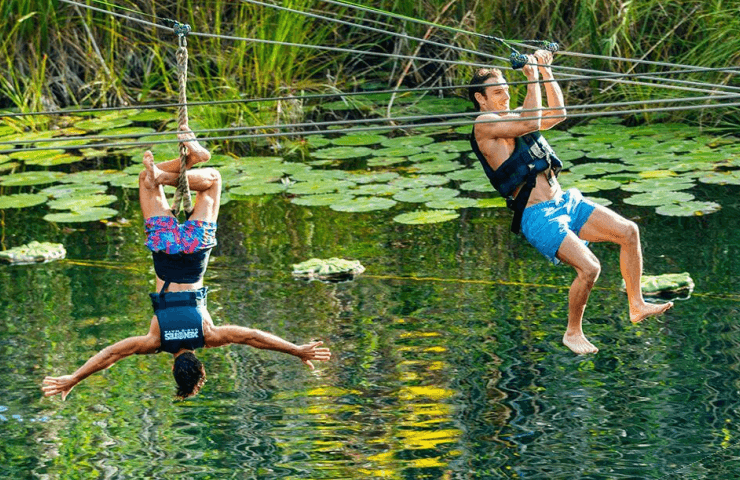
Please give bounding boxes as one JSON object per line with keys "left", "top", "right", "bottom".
{"left": 322, "top": 0, "right": 739, "bottom": 73}
{"left": 3, "top": 98, "right": 739, "bottom": 155}
{"left": 59, "top": 0, "right": 738, "bottom": 97}
{"left": 3, "top": 62, "right": 738, "bottom": 121}
{"left": 3, "top": 62, "right": 738, "bottom": 122}
{"left": 243, "top": 0, "right": 740, "bottom": 96}
{"left": 5, "top": 92, "right": 738, "bottom": 150}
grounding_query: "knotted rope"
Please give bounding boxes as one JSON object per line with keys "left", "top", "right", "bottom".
{"left": 171, "top": 21, "right": 193, "bottom": 216}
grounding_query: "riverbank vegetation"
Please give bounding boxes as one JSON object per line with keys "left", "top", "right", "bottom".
{"left": 1, "top": 0, "right": 739, "bottom": 133}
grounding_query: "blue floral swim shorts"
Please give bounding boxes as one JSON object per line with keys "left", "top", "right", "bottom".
{"left": 520, "top": 188, "right": 597, "bottom": 265}
{"left": 145, "top": 216, "right": 218, "bottom": 254}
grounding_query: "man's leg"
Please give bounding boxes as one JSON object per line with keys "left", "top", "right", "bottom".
{"left": 153, "top": 126, "right": 211, "bottom": 174}
{"left": 578, "top": 205, "right": 673, "bottom": 323}
{"left": 556, "top": 234, "right": 602, "bottom": 354}
{"left": 142, "top": 151, "right": 221, "bottom": 223}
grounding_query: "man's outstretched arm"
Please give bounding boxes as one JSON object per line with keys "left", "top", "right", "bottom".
{"left": 42, "top": 334, "right": 159, "bottom": 400}
{"left": 207, "top": 326, "right": 331, "bottom": 369}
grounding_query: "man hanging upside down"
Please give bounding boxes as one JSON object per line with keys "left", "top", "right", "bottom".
{"left": 43, "top": 128, "right": 331, "bottom": 400}
{"left": 468, "top": 50, "right": 672, "bottom": 354}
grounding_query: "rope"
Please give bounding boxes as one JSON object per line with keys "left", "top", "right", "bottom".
{"left": 170, "top": 23, "right": 193, "bottom": 216}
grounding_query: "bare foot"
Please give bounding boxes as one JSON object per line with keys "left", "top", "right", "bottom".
{"left": 178, "top": 125, "right": 210, "bottom": 168}
{"left": 563, "top": 332, "right": 599, "bottom": 355}
{"left": 142, "top": 150, "right": 165, "bottom": 188}
{"left": 630, "top": 301, "right": 673, "bottom": 323}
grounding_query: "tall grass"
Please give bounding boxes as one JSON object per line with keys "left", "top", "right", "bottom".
{"left": 0, "top": 0, "right": 738, "bottom": 131}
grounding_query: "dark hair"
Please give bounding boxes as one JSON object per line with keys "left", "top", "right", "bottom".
{"left": 173, "top": 352, "right": 206, "bottom": 399}
{"left": 468, "top": 68, "right": 504, "bottom": 111}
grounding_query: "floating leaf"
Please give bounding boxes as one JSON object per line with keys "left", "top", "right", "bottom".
{"left": 425, "top": 197, "right": 477, "bottom": 209}
{"left": 41, "top": 183, "right": 108, "bottom": 198}
{"left": 393, "top": 209, "right": 459, "bottom": 225}
{"left": 288, "top": 179, "right": 355, "bottom": 195}
{"left": 611, "top": 137, "right": 660, "bottom": 150}
{"left": 475, "top": 197, "right": 507, "bottom": 208}
{"left": 408, "top": 151, "right": 461, "bottom": 163}
{"left": 623, "top": 191, "right": 695, "bottom": 207}
{"left": 381, "top": 136, "right": 434, "bottom": 148}
{"left": 425, "top": 140, "right": 470, "bottom": 153}
{"left": 568, "top": 162, "right": 625, "bottom": 176}
{"left": 290, "top": 169, "right": 349, "bottom": 182}
{"left": 393, "top": 187, "right": 459, "bottom": 203}
{"left": 446, "top": 168, "right": 479, "bottom": 182}
{"left": 305, "top": 135, "right": 331, "bottom": 149}
{"left": 0, "top": 193, "right": 47, "bottom": 209}
{"left": 128, "top": 111, "right": 172, "bottom": 123}
{"left": 367, "top": 157, "right": 408, "bottom": 167}
{"left": 638, "top": 170, "right": 677, "bottom": 179}
{"left": 372, "top": 146, "right": 424, "bottom": 158}
{"left": 571, "top": 178, "right": 622, "bottom": 193}
{"left": 350, "top": 183, "right": 403, "bottom": 196}
{"left": 390, "top": 175, "right": 449, "bottom": 188}
{"left": 0, "top": 171, "right": 67, "bottom": 186}
{"left": 311, "top": 146, "right": 374, "bottom": 160}
{"left": 48, "top": 194, "right": 118, "bottom": 210}
{"left": 348, "top": 171, "right": 400, "bottom": 184}
{"left": 698, "top": 171, "right": 740, "bottom": 186}
{"left": 459, "top": 178, "right": 492, "bottom": 192}
{"left": 655, "top": 201, "right": 721, "bottom": 217}
{"left": 412, "top": 159, "right": 463, "bottom": 174}
{"left": 230, "top": 183, "right": 287, "bottom": 196}
{"left": 292, "top": 257, "right": 365, "bottom": 282}
{"left": 107, "top": 174, "right": 140, "bottom": 189}
{"left": 100, "top": 126, "right": 156, "bottom": 137}
{"left": 59, "top": 169, "right": 124, "bottom": 185}
{"left": 75, "top": 118, "right": 132, "bottom": 131}
{"left": 330, "top": 196, "right": 397, "bottom": 212}
{"left": 621, "top": 177, "right": 695, "bottom": 193}
{"left": 43, "top": 207, "right": 118, "bottom": 223}
{"left": 557, "top": 149, "right": 586, "bottom": 162}
{"left": 587, "top": 196, "right": 613, "bottom": 207}
{"left": 585, "top": 147, "right": 632, "bottom": 160}
{"left": 291, "top": 193, "right": 353, "bottom": 206}
{"left": 331, "top": 134, "right": 386, "bottom": 146}
{"left": 0, "top": 241, "right": 66, "bottom": 264}
{"left": 0, "top": 161, "right": 20, "bottom": 172}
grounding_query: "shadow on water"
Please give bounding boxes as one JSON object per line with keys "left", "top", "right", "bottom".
{"left": 2, "top": 159, "right": 740, "bottom": 478}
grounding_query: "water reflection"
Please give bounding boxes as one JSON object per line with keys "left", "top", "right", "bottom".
{"left": 1, "top": 172, "right": 740, "bottom": 478}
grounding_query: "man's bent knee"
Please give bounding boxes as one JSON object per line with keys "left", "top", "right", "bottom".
{"left": 580, "top": 259, "right": 601, "bottom": 286}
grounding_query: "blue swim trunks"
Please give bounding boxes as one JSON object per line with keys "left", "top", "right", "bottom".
{"left": 520, "top": 188, "right": 597, "bottom": 265}
{"left": 145, "top": 216, "right": 218, "bottom": 254}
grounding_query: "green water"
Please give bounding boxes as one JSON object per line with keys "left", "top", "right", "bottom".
{"left": 2, "top": 117, "right": 740, "bottom": 478}
{"left": 2, "top": 175, "right": 740, "bottom": 479}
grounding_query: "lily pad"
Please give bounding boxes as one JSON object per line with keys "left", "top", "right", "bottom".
{"left": 350, "top": 183, "right": 404, "bottom": 196}
{"left": 0, "top": 171, "right": 67, "bottom": 186}
{"left": 372, "top": 146, "right": 424, "bottom": 158}
{"left": 571, "top": 178, "right": 622, "bottom": 193}
{"left": 289, "top": 179, "right": 356, "bottom": 195}
{"left": 43, "top": 207, "right": 118, "bottom": 223}
{"left": 0, "top": 241, "right": 66, "bottom": 264}
{"left": 305, "top": 136, "right": 331, "bottom": 149}
{"left": 568, "top": 162, "right": 625, "bottom": 176}
{"left": 367, "top": 156, "right": 408, "bottom": 167}
{"left": 623, "top": 191, "right": 695, "bottom": 207}
{"left": 312, "top": 146, "right": 374, "bottom": 160}
{"left": 75, "top": 118, "right": 132, "bottom": 131}
{"left": 0, "top": 193, "right": 48, "bottom": 209}
{"left": 331, "top": 134, "right": 386, "bottom": 146}
{"left": 425, "top": 197, "right": 478, "bottom": 209}
{"left": 412, "top": 159, "right": 463, "bottom": 174}
{"left": 381, "top": 136, "right": 434, "bottom": 148}
{"left": 393, "top": 209, "right": 460, "bottom": 225}
{"left": 41, "top": 183, "right": 108, "bottom": 198}
{"left": 557, "top": 149, "right": 586, "bottom": 162}
{"left": 393, "top": 187, "right": 459, "bottom": 204}
{"left": 48, "top": 194, "right": 118, "bottom": 210}
{"left": 623, "top": 272, "right": 694, "bottom": 299}
{"left": 128, "top": 111, "right": 173, "bottom": 123}
{"left": 230, "top": 183, "right": 287, "bottom": 196}
{"left": 330, "top": 196, "right": 397, "bottom": 212}
{"left": 446, "top": 168, "right": 480, "bottom": 182}
{"left": 348, "top": 171, "right": 400, "bottom": 184}
{"left": 459, "top": 178, "right": 492, "bottom": 192}
{"left": 475, "top": 197, "right": 507, "bottom": 208}
{"left": 425, "top": 140, "right": 470, "bottom": 153}
{"left": 698, "top": 171, "right": 740, "bottom": 186}
{"left": 291, "top": 193, "right": 353, "bottom": 206}
{"left": 621, "top": 177, "right": 696, "bottom": 193}
{"left": 655, "top": 201, "right": 721, "bottom": 217}
{"left": 59, "top": 169, "right": 124, "bottom": 185}
{"left": 391, "top": 175, "right": 449, "bottom": 188}
{"left": 292, "top": 257, "right": 365, "bottom": 282}
{"left": 290, "top": 169, "right": 350, "bottom": 182}
{"left": 408, "top": 152, "right": 461, "bottom": 163}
